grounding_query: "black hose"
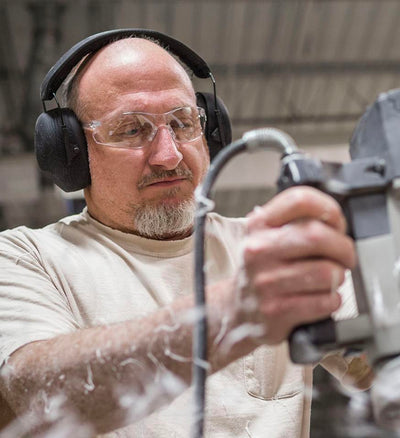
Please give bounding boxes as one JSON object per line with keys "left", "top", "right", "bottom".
{"left": 191, "top": 139, "right": 247, "bottom": 438}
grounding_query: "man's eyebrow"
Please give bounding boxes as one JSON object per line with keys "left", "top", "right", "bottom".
{"left": 103, "top": 105, "right": 195, "bottom": 117}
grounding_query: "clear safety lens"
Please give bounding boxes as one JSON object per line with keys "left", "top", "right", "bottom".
{"left": 86, "top": 106, "right": 206, "bottom": 149}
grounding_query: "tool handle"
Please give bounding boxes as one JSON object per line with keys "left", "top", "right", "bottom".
{"left": 289, "top": 317, "right": 337, "bottom": 364}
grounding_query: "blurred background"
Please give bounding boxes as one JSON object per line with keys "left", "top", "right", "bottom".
{"left": 2, "top": 0, "right": 400, "bottom": 436}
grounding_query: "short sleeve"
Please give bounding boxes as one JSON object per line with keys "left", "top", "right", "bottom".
{"left": 0, "top": 232, "right": 79, "bottom": 366}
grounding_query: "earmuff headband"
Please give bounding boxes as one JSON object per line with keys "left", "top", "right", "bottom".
{"left": 40, "top": 28, "right": 212, "bottom": 102}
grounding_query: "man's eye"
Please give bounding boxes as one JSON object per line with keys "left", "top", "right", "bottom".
{"left": 114, "top": 123, "right": 142, "bottom": 138}
{"left": 123, "top": 127, "right": 140, "bottom": 136}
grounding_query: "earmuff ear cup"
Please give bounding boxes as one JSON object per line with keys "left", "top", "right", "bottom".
{"left": 196, "top": 92, "right": 232, "bottom": 161}
{"left": 34, "top": 108, "right": 90, "bottom": 192}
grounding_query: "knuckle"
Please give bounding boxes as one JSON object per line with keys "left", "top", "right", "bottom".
{"left": 242, "top": 242, "right": 261, "bottom": 265}
{"left": 324, "top": 197, "right": 341, "bottom": 216}
{"left": 317, "top": 261, "right": 333, "bottom": 280}
{"left": 242, "top": 234, "right": 274, "bottom": 265}
{"left": 261, "top": 299, "right": 284, "bottom": 319}
{"left": 304, "top": 220, "right": 325, "bottom": 245}
{"left": 314, "top": 293, "right": 338, "bottom": 314}
{"left": 318, "top": 261, "right": 345, "bottom": 286}
{"left": 252, "top": 272, "right": 277, "bottom": 295}
{"left": 315, "top": 296, "right": 332, "bottom": 313}
{"left": 286, "top": 188, "right": 309, "bottom": 210}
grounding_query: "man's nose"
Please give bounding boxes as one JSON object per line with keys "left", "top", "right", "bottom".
{"left": 147, "top": 126, "right": 183, "bottom": 170}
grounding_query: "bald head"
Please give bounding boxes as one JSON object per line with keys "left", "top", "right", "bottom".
{"left": 66, "top": 37, "right": 195, "bottom": 120}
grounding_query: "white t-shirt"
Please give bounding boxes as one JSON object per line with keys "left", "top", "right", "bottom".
{"left": 0, "top": 209, "right": 354, "bottom": 437}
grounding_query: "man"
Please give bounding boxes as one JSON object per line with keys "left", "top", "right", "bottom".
{"left": 0, "top": 36, "right": 371, "bottom": 437}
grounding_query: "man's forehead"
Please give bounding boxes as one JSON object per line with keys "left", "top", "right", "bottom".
{"left": 77, "top": 37, "right": 196, "bottom": 120}
{"left": 83, "top": 37, "right": 192, "bottom": 89}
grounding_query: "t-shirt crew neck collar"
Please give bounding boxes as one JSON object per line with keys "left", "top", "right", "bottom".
{"left": 80, "top": 208, "right": 194, "bottom": 257}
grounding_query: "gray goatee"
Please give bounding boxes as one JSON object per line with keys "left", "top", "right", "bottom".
{"left": 134, "top": 167, "right": 196, "bottom": 239}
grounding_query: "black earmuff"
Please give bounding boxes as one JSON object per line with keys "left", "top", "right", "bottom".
{"left": 195, "top": 92, "right": 231, "bottom": 160}
{"left": 34, "top": 28, "right": 232, "bottom": 192}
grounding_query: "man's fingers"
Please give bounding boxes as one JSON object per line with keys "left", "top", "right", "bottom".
{"left": 240, "top": 186, "right": 354, "bottom": 346}
{"left": 248, "top": 186, "right": 346, "bottom": 233}
{"left": 248, "top": 259, "right": 346, "bottom": 296}
{"left": 260, "top": 291, "right": 342, "bottom": 345}
{"left": 243, "top": 220, "right": 356, "bottom": 270}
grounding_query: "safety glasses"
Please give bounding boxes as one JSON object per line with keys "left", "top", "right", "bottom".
{"left": 83, "top": 106, "right": 206, "bottom": 149}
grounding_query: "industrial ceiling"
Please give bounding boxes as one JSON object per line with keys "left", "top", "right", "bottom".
{"left": 2, "top": 0, "right": 400, "bottom": 155}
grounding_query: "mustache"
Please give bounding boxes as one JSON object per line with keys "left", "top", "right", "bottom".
{"left": 137, "top": 167, "right": 193, "bottom": 189}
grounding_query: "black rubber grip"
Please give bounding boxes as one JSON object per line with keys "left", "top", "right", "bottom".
{"left": 289, "top": 317, "right": 337, "bottom": 364}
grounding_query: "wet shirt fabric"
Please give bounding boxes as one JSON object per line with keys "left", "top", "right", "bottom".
{"left": 0, "top": 209, "right": 354, "bottom": 437}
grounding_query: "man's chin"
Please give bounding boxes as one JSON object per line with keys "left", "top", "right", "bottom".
{"left": 132, "top": 197, "right": 196, "bottom": 240}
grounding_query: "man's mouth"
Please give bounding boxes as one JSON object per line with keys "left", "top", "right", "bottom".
{"left": 138, "top": 168, "right": 193, "bottom": 190}
{"left": 145, "top": 177, "right": 187, "bottom": 188}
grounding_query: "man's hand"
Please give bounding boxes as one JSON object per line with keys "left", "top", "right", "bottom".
{"left": 236, "top": 186, "right": 356, "bottom": 345}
